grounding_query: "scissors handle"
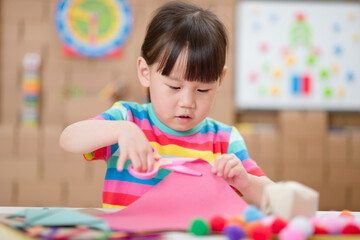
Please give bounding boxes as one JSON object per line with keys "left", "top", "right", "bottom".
{"left": 128, "top": 164, "right": 159, "bottom": 179}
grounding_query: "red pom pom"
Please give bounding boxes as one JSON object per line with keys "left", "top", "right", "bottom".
{"left": 250, "top": 223, "right": 272, "bottom": 240}
{"left": 210, "top": 216, "right": 226, "bottom": 232}
{"left": 342, "top": 224, "right": 360, "bottom": 234}
{"left": 271, "top": 218, "right": 287, "bottom": 234}
{"left": 313, "top": 225, "right": 328, "bottom": 235}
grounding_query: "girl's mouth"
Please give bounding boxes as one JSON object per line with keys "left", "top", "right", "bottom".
{"left": 176, "top": 115, "right": 192, "bottom": 121}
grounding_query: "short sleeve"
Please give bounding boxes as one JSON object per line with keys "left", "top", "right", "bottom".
{"left": 83, "top": 102, "right": 129, "bottom": 161}
{"left": 227, "top": 127, "right": 265, "bottom": 177}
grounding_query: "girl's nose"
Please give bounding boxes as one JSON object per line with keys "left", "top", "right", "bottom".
{"left": 179, "top": 90, "right": 196, "bottom": 108}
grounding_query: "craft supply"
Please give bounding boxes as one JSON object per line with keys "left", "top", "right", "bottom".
{"left": 342, "top": 223, "right": 360, "bottom": 234}
{"left": 53, "top": 227, "right": 89, "bottom": 240}
{"left": 321, "top": 214, "right": 346, "bottom": 235}
{"left": 210, "top": 215, "right": 226, "bottom": 232}
{"left": 249, "top": 223, "right": 271, "bottom": 240}
{"left": 227, "top": 216, "right": 246, "bottom": 228}
{"left": 26, "top": 225, "right": 43, "bottom": 237}
{"left": 128, "top": 147, "right": 202, "bottom": 179}
{"left": 261, "top": 181, "right": 319, "bottom": 220}
{"left": 189, "top": 218, "right": 210, "bottom": 236}
{"left": 223, "top": 224, "right": 246, "bottom": 240}
{"left": 244, "top": 205, "right": 264, "bottom": 222}
{"left": 278, "top": 226, "right": 306, "bottom": 240}
{"left": 288, "top": 216, "right": 314, "bottom": 237}
{"left": 270, "top": 217, "right": 287, "bottom": 234}
{"left": 340, "top": 210, "right": 355, "bottom": 219}
{"left": 313, "top": 225, "right": 328, "bottom": 234}
{"left": 97, "top": 161, "right": 248, "bottom": 232}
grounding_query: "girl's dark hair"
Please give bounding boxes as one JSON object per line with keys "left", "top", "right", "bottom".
{"left": 141, "top": 1, "right": 228, "bottom": 83}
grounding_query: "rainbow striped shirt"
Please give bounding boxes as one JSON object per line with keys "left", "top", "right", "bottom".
{"left": 84, "top": 101, "right": 265, "bottom": 208}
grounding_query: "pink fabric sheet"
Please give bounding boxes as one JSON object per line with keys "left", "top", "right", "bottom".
{"left": 98, "top": 161, "right": 249, "bottom": 232}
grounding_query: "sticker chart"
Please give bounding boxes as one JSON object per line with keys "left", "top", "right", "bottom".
{"left": 235, "top": 1, "right": 360, "bottom": 110}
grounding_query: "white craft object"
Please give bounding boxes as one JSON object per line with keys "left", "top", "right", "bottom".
{"left": 260, "top": 181, "right": 319, "bottom": 220}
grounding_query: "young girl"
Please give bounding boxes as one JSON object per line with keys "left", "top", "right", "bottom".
{"left": 59, "top": 1, "right": 273, "bottom": 209}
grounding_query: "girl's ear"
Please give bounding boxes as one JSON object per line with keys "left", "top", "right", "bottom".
{"left": 137, "top": 57, "right": 151, "bottom": 87}
{"left": 218, "top": 66, "right": 227, "bottom": 87}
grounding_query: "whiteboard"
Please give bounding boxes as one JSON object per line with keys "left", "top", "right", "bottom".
{"left": 235, "top": 1, "right": 360, "bottom": 110}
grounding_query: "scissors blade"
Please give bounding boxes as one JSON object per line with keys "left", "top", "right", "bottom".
{"left": 164, "top": 165, "right": 202, "bottom": 177}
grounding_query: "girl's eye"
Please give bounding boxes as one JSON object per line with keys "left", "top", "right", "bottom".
{"left": 169, "top": 86, "right": 180, "bottom": 90}
{"left": 197, "top": 89, "right": 209, "bottom": 93}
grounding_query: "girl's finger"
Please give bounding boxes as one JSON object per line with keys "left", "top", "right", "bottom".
{"left": 215, "top": 155, "right": 227, "bottom": 176}
{"left": 129, "top": 151, "right": 142, "bottom": 172}
{"left": 223, "top": 158, "right": 238, "bottom": 178}
{"left": 147, "top": 153, "right": 155, "bottom": 172}
{"left": 117, "top": 149, "right": 128, "bottom": 171}
{"left": 142, "top": 151, "right": 150, "bottom": 172}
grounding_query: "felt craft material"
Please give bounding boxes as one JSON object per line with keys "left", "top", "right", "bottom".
{"left": 8, "top": 208, "right": 109, "bottom": 231}
{"left": 98, "top": 161, "right": 248, "bottom": 232}
{"left": 261, "top": 181, "right": 319, "bottom": 221}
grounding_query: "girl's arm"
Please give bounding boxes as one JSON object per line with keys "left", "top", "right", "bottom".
{"left": 59, "top": 120, "right": 155, "bottom": 172}
{"left": 233, "top": 175, "right": 274, "bottom": 207}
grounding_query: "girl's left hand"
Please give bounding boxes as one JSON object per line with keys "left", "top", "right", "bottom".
{"left": 211, "top": 154, "right": 249, "bottom": 188}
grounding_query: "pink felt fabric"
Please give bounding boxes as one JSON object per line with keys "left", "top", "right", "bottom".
{"left": 98, "top": 161, "right": 248, "bottom": 232}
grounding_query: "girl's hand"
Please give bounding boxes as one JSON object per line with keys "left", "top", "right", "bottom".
{"left": 211, "top": 154, "right": 249, "bottom": 188}
{"left": 116, "top": 122, "right": 155, "bottom": 173}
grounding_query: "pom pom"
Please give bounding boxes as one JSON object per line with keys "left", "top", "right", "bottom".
{"left": 339, "top": 210, "right": 355, "bottom": 219}
{"left": 189, "top": 218, "right": 210, "bottom": 236}
{"left": 223, "top": 224, "right": 246, "bottom": 240}
{"left": 289, "top": 216, "right": 314, "bottom": 237}
{"left": 271, "top": 218, "right": 288, "bottom": 234}
{"left": 261, "top": 216, "right": 275, "bottom": 227}
{"left": 244, "top": 205, "right": 264, "bottom": 223}
{"left": 210, "top": 215, "right": 226, "bottom": 232}
{"left": 342, "top": 223, "right": 360, "bottom": 234}
{"left": 278, "top": 227, "right": 306, "bottom": 240}
{"left": 313, "top": 225, "right": 328, "bottom": 235}
{"left": 249, "top": 223, "right": 272, "bottom": 240}
{"left": 226, "top": 216, "right": 246, "bottom": 228}
{"left": 321, "top": 214, "right": 346, "bottom": 234}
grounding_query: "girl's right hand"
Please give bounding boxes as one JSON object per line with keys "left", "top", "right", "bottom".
{"left": 116, "top": 122, "right": 155, "bottom": 173}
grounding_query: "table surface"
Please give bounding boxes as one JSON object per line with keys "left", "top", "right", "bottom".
{"left": 0, "top": 207, "right": 359, "bottom": 240}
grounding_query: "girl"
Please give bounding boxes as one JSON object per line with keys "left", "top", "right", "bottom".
{"left": 60, "top": 1, "right": 273, "bottom": 209}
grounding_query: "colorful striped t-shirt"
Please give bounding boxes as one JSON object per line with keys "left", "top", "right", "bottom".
{"left": 84, "top": 101, "right": 265, "bottom": 208}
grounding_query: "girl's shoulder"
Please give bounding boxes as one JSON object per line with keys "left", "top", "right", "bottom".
{"left": 112, "top": 101, "right": 151, "bottom": 112}
{"left": 202, "top": 117, "right": 236, "bottom": 134}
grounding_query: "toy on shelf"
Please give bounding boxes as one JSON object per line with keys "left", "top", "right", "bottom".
{"left": 21, "top": 53, "right": 41, "bottom": 128}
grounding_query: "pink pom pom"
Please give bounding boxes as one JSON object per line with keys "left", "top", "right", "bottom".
{"left": 278, "top": 227, "right": 306, "bottom": 240}
{"left": 289, "top": 216, "right": 314, "bottom": 237}
{"left": 321, "top": 215, "right": 346, "bottom": 234}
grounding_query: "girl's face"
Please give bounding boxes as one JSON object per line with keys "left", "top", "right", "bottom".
{"left": 138, "top": 53, "right": 226, "bottom": 132}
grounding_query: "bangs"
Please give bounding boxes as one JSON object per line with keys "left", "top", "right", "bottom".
{"left": 156, "top": 27, "right": 226, "bottom": 83}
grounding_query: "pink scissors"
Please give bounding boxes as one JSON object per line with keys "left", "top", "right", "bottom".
{"left": 128, "top": 147, "right": 202, "bottom": 179}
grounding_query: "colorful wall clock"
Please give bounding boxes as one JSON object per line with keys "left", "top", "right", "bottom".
{"left": 55, "top": 0, "right": 133, "bottom": 58}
